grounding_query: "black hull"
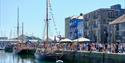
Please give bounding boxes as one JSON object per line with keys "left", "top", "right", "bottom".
{"left": 17, "top": 49, "right": 36, "bottom": 55}
{"left": 4, "top": 45, "right": 14, "bottom": 52}
{"left": 35, "top": 53, "right": 64, "bottom": 61}
{"left": 41, "top": 55, "right": 56, "bottom": 61}
{"left": 0, "top": 49, "right": 4, "bottom": 50}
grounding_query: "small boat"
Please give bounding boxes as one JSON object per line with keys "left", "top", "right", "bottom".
{"left": 0, "top": 47, "right": 4, "bottom": 50}
{"left": 0, "top": 44, "right": 5, "bottom": 50}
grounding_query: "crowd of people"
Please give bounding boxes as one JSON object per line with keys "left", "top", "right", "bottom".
{"left": 42, "top": 42, "right": 125, "bottom": 54}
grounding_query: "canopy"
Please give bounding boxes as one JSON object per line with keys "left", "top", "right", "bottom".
{"left": 60, "top": 38, "right": 72, "bottom": 43}
{"left": 73, "top": 37, "right": 90, "bottom": 42}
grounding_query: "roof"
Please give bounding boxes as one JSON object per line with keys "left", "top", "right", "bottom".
{"left": 77, "top": 16, "right": 84, "bottom": 19}
{"left": 71, "top": 16, "right": 84, "bottom": 19}
{"left": 109, "top": 14, "right": 125, "bottom": 25}
{"left": 71, "top": 16, "right": 77, "bottom": 19}
{"left": 0, "top": 40, "right": 18, "bottom": 42}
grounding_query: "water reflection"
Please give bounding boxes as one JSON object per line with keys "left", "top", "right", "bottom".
{"left": 0, "top": 50, "right": 55, "bottom": 63}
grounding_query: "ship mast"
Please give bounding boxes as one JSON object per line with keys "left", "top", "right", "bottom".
{"left": 46, "top": 0, "right": 49, "bottom": 43}
{"left": 17, "top": 7, "right": 20, "bottom": 41}
{"left": 22, "top": 22, "right": 24, "bottom": 43}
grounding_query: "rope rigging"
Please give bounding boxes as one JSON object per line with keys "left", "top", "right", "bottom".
{"left": 48, "top": 0, "right": 64, "bottom": 60}
{"left": 48, "top": 0, "right": 58, "bottom": 36}
{"left": 42, "top": 19, "right": 46, "bottom": 40}
{"left": 42, "top": 0, "right": 58, "bottom": 40}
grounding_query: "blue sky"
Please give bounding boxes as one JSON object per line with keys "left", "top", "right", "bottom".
{"left": 0, "top": 0, "right": 125, "bottom": 38}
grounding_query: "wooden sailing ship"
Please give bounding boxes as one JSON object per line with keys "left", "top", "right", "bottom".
{"left": 14, "top": 8, "right": 36, "bottom": 55}
{"left": 35, "top": 0, "right": 64, "bottom": 61}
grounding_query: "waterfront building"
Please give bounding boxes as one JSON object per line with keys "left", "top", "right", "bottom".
{"left": 0, "top": 37, "right": 8, "bottom": 40}
{"left": 66, "top": 14, "right": 86, "bottom": 40}
{"left": 65, "top": 17, "right": 70, "bottom": 38}
{"left": 110, "top": 14, "right": 125, "bottom": 42}
{"left": 0, "top": 39, "right": 18, "bottom": 49}
{"left": 84, "top": 4, "right": 125, "bottom": 43}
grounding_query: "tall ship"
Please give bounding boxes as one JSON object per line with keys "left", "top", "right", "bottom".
{"left": 35, "top": 0, "right": 64, "bottom": 61}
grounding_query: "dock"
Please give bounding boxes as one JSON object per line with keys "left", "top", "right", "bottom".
{"left": 55, "top": 50, "right": 125, "bottom": 63}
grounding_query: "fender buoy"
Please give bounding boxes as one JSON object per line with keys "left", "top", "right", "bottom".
{"left": 56, "top": 60, "right": 63, "bottom": 63}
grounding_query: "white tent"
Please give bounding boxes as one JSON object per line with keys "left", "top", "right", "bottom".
{"left": 73, "top": 37, "right": 90, "bottom": 42}
{"left": 60, "top": 38, "right": 72, "bottom": 42}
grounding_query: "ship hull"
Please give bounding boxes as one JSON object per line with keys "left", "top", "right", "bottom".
{"left": 35, "top": 52, "right": 65, "bottom": 62}
{"left": 17, "top": 49, "right": 36, "bottom": 55}
{"left": 35, "top": 53, "right": 56, "bottom": 61}
{"left": 4, "top": 45, "right": 14, "bottom": 52}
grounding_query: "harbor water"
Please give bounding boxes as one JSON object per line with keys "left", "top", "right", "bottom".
{"left": 1, "top": 49, "right": 125, "bottom": 63}
{"left": 0, "top": 50, "right": 56, "bottom": 63}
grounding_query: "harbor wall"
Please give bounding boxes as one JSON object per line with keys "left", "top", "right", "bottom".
{"left": 62, "top": 51, "right": 125, "bottom": 63}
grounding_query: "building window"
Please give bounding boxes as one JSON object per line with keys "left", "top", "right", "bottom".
{"left": 116, "top": 25, "right": 119, "bottom": 31}
{"left": 108, "top": 11, "right": 115, "bottom": 18}
{"left": 93, "top": 14, "right": 98, "bottom": 19}
{"left": 119, "top": 23, "right": 125, "bottom": 30}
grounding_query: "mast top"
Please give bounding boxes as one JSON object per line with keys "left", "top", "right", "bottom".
{"left": 46, "top": 0, "right": 49, "bottom": 43}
